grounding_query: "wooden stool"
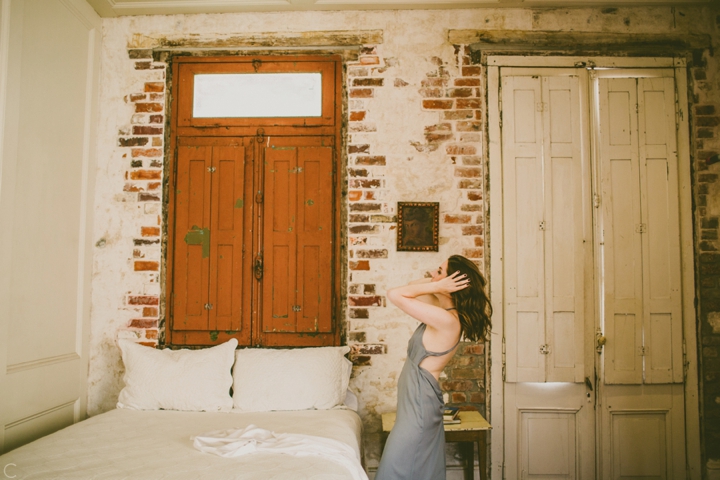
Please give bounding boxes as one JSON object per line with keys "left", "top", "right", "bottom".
{"left": 381, "top": 409, "right": 491, "bottom": 480}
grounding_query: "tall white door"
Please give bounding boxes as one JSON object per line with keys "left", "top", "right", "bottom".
{"left": 494, "top": 64, "right": 693, "bottom": 479}
{"left": 0, "top": 0, "right": 101, "bottom": 453}
{"left": 596, "top": 72, "right": 687, "bottom": 480}
{"left": 500, "top": 68, "right": 595, "bottom": 480}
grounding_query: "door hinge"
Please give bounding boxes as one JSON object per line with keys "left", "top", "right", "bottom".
{"left": 638, "top": 345, "right": 648, "bottom": 356}
{"left": 593, "top": 194, "right": 601, "bottom": 208}
{"left": 539, "top": 344, "right": 550, "bottom": 355}
{"left": 254, "top": 252, "right": 264, "bottom": 281}
{"left": 683, "top": 339, "right": 688, "bottom": 380}
{"left": 502, "top": 337, "right": 507, "bottom": 381}
{"left": 539, "top": 220, "right": 546, "bottom": 231}
{"left": 256, "top": 191, "right": 263, "bottom": 203}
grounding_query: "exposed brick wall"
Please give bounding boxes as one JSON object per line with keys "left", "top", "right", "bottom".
{"left": 346, "top": 46, "right": 391, "bottom": 368}
{"left": 692, "top": 40, "right": 720, "bottom": 476}
{"left": 346, "top": 44, "right": 489, "bottom": 416}
{"left": 116, "top": 51, "right": 167, "bottom": 347}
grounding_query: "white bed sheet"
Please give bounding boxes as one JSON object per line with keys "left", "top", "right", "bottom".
{"left": 0, "top": 408, "right": 364, "bottom": 479}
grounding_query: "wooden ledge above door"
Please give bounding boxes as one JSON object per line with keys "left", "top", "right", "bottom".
{"left": 449, "top": 29, "right": 713, "bottom": 64}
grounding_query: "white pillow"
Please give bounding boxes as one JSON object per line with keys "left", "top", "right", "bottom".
{"left": 117, "top": 338, "right": 238, "bottom": 412}
{"left": 232, "top": 346, "right": 351, "bottom": 412}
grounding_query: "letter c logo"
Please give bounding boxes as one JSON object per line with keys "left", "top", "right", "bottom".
{"left": 3, "top": 463, "right": 16, "bottom": 478}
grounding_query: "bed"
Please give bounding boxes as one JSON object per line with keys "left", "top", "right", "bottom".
{"left": 0, "top": 339, "right": 367, "bottom": 480}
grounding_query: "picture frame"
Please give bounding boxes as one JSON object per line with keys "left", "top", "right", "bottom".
{"left": 397, "top": 202, "right": 439, "bottom": 252}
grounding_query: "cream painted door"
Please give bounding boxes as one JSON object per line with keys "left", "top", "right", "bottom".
{"left": 500, "top": 68, "right": 595, "bottom": 479}
{"left": 498, "top": 66, "right": 689, "bottom": 479}
{"left": 0, "top": 0, "right": 101, "bottom": 453}
{"left": 596, "top": 71, "right": 687, "bottom": 479}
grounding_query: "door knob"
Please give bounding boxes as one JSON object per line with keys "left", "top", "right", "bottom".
{"left": 596, "top": 331, "right": 607, "bottom": 353}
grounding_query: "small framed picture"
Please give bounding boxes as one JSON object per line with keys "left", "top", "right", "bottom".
{"left": 397, "top": 202, "right": 439, "bottom": 252}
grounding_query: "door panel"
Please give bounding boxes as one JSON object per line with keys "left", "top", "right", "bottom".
{"left": 599, "top": 79, "right": 645, "bottom": 385}
{"left": 521, "top": 411, "right": 577, "bottom": 479}
{"left": 637, "top": 77, "right": 684, "bottom": 384}
{"left": 297, "top": 146, "right": 333, "bottom": 334}
{"left": 597, "top": 72, "right": 687, "bottom": 479}
{"left": 602, "top": 385, "right": 686, "bottom": 480}
{"left": 173, "top": 145, "right": 213, "bottom": 332}
{"left": 500, "top": 69, "right": 594, "bottom": 480}
{"left": 261, "top": 137, "right": 335, "bottom": 346}
{"left": 505, "top": 382, "right": 594, "bottom": 480}
{"left": 170, "top": 139, "right": 253, "bottom": 346}
{"left": 503, "top": 72, "right": 588, "bottom": 384}
{"left": 209, "top": 145, "right": 248, "bottom": 336}
{"left": 543, "top": 75, "right": 586, "bottom": 383}
{"left": 611, "top": 412, "right": 667, "bottom": 479}
{"left": 502, "top": 76, "right": 546, "bottom": 383}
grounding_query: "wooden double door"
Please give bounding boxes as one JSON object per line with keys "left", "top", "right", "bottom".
{"left": 167, "top": 134, "right": 337, "bottom": 347}
{"left": 491, "top": 61, "right": 699, "bottom": 479}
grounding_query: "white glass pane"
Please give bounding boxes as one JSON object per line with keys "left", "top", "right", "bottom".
{"left": 193, "top": 73, "right": 322, "bottom": 118}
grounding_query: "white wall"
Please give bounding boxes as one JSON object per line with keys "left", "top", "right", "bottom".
{"left": 0, "top": 0, "right": 101, "bottom": 453}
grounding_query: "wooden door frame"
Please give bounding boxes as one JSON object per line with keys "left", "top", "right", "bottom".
{"left": 164, "top": 54, "right": 344, "bottom": 348}
{"left": 487, "top": 55, "right": 700, "bottom": 479}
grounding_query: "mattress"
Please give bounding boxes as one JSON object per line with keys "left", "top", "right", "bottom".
{"left": 0, "top": 408, "right": 364, "bottom": 479}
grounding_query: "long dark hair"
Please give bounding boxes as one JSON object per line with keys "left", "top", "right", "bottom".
{"left": 447, "top": 255, "right": 492, "bottom": 342}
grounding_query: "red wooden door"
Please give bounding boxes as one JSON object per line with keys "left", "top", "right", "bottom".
{"left": 171, "top": 137, "right": 253, "bottom": 346}
{"left": 261, "top": 136, "right": 335, "bottom": 346}
{"left": 166, "top": 56, "right": 342, "bottom": 348}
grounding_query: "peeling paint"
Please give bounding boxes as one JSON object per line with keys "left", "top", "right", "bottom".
{"left": 184, "top": 226, "right": 210, "bottom": 258}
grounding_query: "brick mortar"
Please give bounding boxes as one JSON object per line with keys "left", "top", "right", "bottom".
{"left": 692, "top": 45, "right": 720, "bottom": 475}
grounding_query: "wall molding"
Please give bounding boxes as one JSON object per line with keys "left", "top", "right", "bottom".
{"left": 6, "top": 353, "right": 80, "bottom": 375}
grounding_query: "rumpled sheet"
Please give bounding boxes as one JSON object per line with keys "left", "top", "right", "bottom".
{"left": 0, "top": 408, "right": 364, "bottom": 479}
{"left": 192, "top": 424, "right": 368, "bottom": 480}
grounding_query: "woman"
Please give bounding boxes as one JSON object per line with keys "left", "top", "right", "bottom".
{"left": 375, "top": 255, "right": 492, "bottom": 480}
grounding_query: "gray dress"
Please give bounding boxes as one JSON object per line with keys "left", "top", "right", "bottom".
{"left": 376, "top": 322, "right": 459, "bottom": 480}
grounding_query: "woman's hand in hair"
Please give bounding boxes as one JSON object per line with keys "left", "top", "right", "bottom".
{"left": 434, "top": 271, "right": 470, "bottom": 295}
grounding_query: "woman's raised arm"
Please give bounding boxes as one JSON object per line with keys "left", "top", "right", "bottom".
{"left": 386, "top": 272, "right": 468, "bottom": 330}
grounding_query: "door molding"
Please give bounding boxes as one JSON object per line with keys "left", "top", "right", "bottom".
{"left": 487, "top": 55, "right": 700, "bottom": 479}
